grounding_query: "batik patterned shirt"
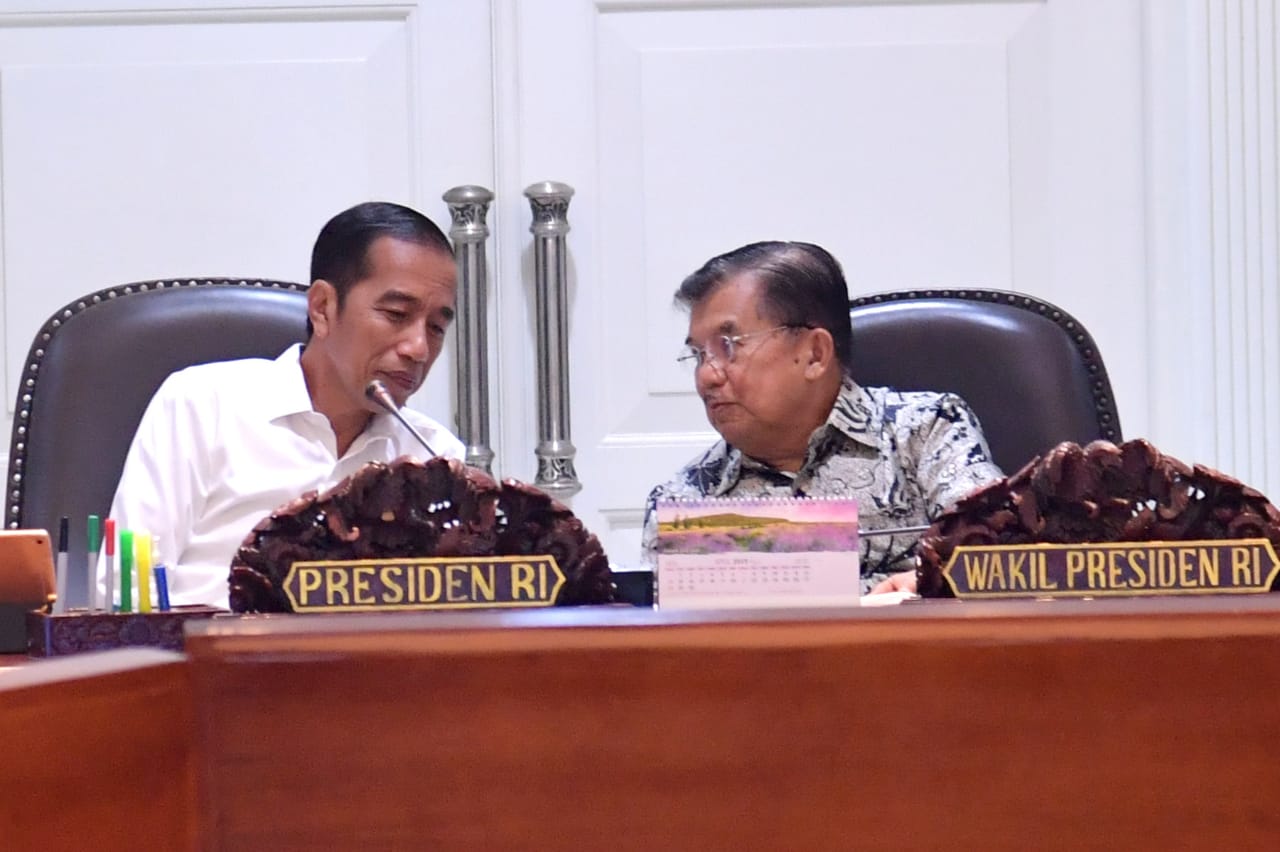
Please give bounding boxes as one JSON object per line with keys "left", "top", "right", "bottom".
{"left": 641, "top": 380, "right": 1004, "bottom": 593}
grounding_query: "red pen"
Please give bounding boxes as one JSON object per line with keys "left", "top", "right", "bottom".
{"left": 104, "top": 519, "right": 116, "bottom": 613}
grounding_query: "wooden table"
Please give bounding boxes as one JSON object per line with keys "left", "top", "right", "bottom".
{"left": 9, "top": 597, "right": 1280, "bottom": 850}
{"left": 0, "top": 649, "right": 197, "bottom": 851}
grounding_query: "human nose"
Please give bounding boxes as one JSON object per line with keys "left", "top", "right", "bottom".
{"left": 694, "top": 355, "right": 727, "bottom": 391}
{"left": 397, "top": 324, "right": 431, "bottom": 363}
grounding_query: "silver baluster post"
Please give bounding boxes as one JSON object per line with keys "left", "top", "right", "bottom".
{"left": 443, "top": 185, "right": 495, "bottom": 474}
{"left": 524, "top": 181, "right": 582, "bottom": 498}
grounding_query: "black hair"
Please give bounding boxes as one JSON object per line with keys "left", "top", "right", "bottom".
{"left": 675, "top": 241, "right": 854, "bottom": 374}
{"left": 307, "top": 201, "right": 453, "bottom": 337}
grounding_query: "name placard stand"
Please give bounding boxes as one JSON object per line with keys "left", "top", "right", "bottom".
{"left": 282, "top": 555, "right": 566, "bottom": 612}
{"left": 941, "top": 539, "right": 1280, "bottom": 599}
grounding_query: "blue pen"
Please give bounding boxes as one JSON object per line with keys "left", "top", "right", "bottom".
{"left": 153, "top": 565, "right": 171, "bottom": 612}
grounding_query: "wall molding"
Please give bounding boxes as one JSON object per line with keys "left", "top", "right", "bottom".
{"left": 1145, "top": 0, "right": 1278, "bottom": 497}
{"left": 1204, "top": 0, "right": 1278, "bottom": 494}
{"left": 0, "top": 2, "right": 412, "bottom": 27}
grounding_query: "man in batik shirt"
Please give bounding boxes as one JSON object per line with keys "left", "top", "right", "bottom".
{"left": 642, "top": 241, "right": 1003, "bottom": 595}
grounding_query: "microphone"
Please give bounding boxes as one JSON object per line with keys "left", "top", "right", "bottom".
{"left": 364, "top": 379, "right": 437, "bottom": 458}
{"left": 859, "top": 525, "right": 931, "bottom": 539}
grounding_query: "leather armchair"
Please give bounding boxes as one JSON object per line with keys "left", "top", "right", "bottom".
{"left": 849, "top": 289, "right": 1122, "bottom": 474}
{"left": 5, "top": 279, "right": 308, "bottom": 607}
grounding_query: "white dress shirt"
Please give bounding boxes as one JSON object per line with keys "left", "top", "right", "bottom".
{"left": 101, "top": 344, "right": 464, "bottom": 608}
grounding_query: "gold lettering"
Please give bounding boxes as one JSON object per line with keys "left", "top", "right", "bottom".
{"left": 1228, "top": 544, "right": 1249, "bottom": 583}
{"left": 1066, "top": 552, "right": 1085, "bottom": 588}
{"left": 989, "top": 554, "right": 1007, "bottom": 591}
{"left": 512, "top": 562, "right": 537, "bottom": 600}
{"left": 298, "top": 567, "right": 323, "bottom": 606}
{"left": 1178, "top": 548, "right": 1196, "bottom": 587}
{"left": 471, "top": 564, "right": 496, "bottom": 601}
{"left": 1128, "top": 550, "right": 1147, "bottom": 587}
{"left": 539, "top": 560, "right": 548, "bottom": 599}
{"left": 381, "top": 566, "right": 405, "bottom": 604}
{"left": 1034, "top": 552, "right": 1057, "bottom": 589}
{"left": 1086, "top": 550, "right": 1106, "bottom": 589}
{"left": 1199, "top": 548, "right": 1219, "bottom": 587}
{"left": 1231, "top": 546, "right": 1252, "bottom": 586}
{"left": 417, "top": 564, "right": 442, "bottom": 602}
{"left": 325, "top": 567, "right": 350, "bottom": 605}
{"left": 963, "top": 553, "right": 991, "bottom": 590}
{"left": 1157, "top": 550, "right": 1177, "bottom": 587}
{"left": 447, "top": 564, "right": 468, "bottom": 602}
{"left": 1008, "top": 551, "right": 1028, "bottom": 590}
{"left": 1108, "top": 549, "right": 1127, "bottom": 589}
{"left": 1255, "top": 546, "right": 1263, "bottom": 586}
{"left": 352, "top": 566, "right": 375, "bottom": 605}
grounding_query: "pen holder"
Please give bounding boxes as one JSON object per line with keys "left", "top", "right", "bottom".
{"left": 25, "top": 606, "right": 225, "bottom": 657}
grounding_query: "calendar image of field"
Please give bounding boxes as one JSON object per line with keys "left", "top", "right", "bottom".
{"left": 655, "top": 501, "right": 859, "bottom": 554}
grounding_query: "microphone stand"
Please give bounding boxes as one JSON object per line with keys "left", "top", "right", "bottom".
{"left": 859, "top": 525, "right": 931, "bottom": 538}
{"left": 360, "top": 388, "right": 938, "bottom": 536}
{"left": 364, "top": 380, "right": 438, "bottom": 458}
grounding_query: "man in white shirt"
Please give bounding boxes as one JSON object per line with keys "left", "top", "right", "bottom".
{"left": 102, "top": 201, "right": 465, "bottom": 607}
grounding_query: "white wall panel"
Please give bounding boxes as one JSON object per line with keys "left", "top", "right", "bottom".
{"left": 0, "top": 0, "right": 495, "bottom": 539}
{"left": 599, "top": 3, "right": 1035, "bottom": 420}
{"left": 0, "top": 6, "right": 452, "bottom": 433}
{"left": 633, "top": 41, "right": 1014, "bottom": 394}
{"left": 1203, "top": 0, "right": 1279, "bottom": 494}
{"left": 501, "top": 0, "right": 1151, "bottom": 567}
{"left": 1146, "top": 0, "right": 1279, "bottom": 498}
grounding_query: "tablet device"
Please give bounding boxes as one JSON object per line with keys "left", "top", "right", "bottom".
{"left": 0, "top": 529, "right": 56, "bottom": 653}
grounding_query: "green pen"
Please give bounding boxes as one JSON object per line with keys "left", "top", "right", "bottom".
{"left": 120, "top": 530, "right": 134, "bottom": 612}
{"left": 87, "top": 515, "right": 101, "bottom": 611}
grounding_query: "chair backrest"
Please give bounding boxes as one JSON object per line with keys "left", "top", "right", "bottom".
{"left": 5, "top": 279, "right": 308, "bottom": 607}
{"left": 848, "top": 289, "right": 1121, "bottom": 475}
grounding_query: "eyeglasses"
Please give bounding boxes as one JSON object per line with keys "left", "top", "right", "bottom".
{"left": 676, "top": 325, "right": 805, "bottom": 371}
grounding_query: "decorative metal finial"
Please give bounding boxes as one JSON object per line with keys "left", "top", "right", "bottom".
{"left": 443, "top": 185, "right": 496, "bottom": 474}
{"left": 523, "top": 181, "right": 581, "bottom": 498}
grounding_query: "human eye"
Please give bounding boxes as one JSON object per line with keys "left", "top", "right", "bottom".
{"left": 717, "top": 335, "right": 738, "bottom": 363}
{"left": 379, "top": 307, "right": 409, "bottom": 323}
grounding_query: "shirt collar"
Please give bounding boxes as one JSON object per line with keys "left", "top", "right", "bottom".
{"left": 360, "top": 410, "right": 404, "bottom": 442}
{"left": 826, "top": 379, "right": 883, "bottom": 451}
{"left": 261, "top": 342, "right": 414, "bottom": 434}
{"left": 255, "top": 345, "right": 406, "bottom": 458}
{"left": 701, "top": 378, "right": 881, "bottom": 494}
{"left": 257, "top": 344, "right": 316, "bottom": 423}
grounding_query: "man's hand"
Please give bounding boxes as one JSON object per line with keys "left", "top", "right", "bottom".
{"left": 868, "top": 569, "right": 918, "bottom": 596}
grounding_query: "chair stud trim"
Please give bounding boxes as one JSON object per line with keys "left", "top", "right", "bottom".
{"left": 849, "top": 287, "right": 1122, "bottom": 446}
{"left": 4, "top": 278, "right": 308, "bottom": 529}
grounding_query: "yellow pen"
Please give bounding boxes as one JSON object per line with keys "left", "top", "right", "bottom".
{"left": 136, "top": 530, "right": 152, "bottom": 613}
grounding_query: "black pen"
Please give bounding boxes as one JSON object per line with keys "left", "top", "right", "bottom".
{"left": 53, "top": 516, "right": 69, "bottom": 614}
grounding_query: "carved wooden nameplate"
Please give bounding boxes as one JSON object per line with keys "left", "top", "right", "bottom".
{"left": 942, "top": 539, "right": 1280, "bottom": 599}
{"left": 283, "top": 555, "right": 566, "bottom": 612}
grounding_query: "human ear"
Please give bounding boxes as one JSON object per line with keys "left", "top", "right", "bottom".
{"left": 307, "top": 280, "right": 337, "bottom": 339}
{"left": 802, "top": 328, "right": 836, "bottom": 380}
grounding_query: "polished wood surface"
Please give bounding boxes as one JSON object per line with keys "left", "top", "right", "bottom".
{"left": 184, "top": 598, "right": 1280, "bottom": 850}
{"left": 0, "top": 649, "right": 198, "bottom": 851}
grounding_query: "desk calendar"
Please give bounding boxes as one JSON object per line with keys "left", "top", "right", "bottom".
{"left": 655, "top": 497, "right": 860, "bottom": 609}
